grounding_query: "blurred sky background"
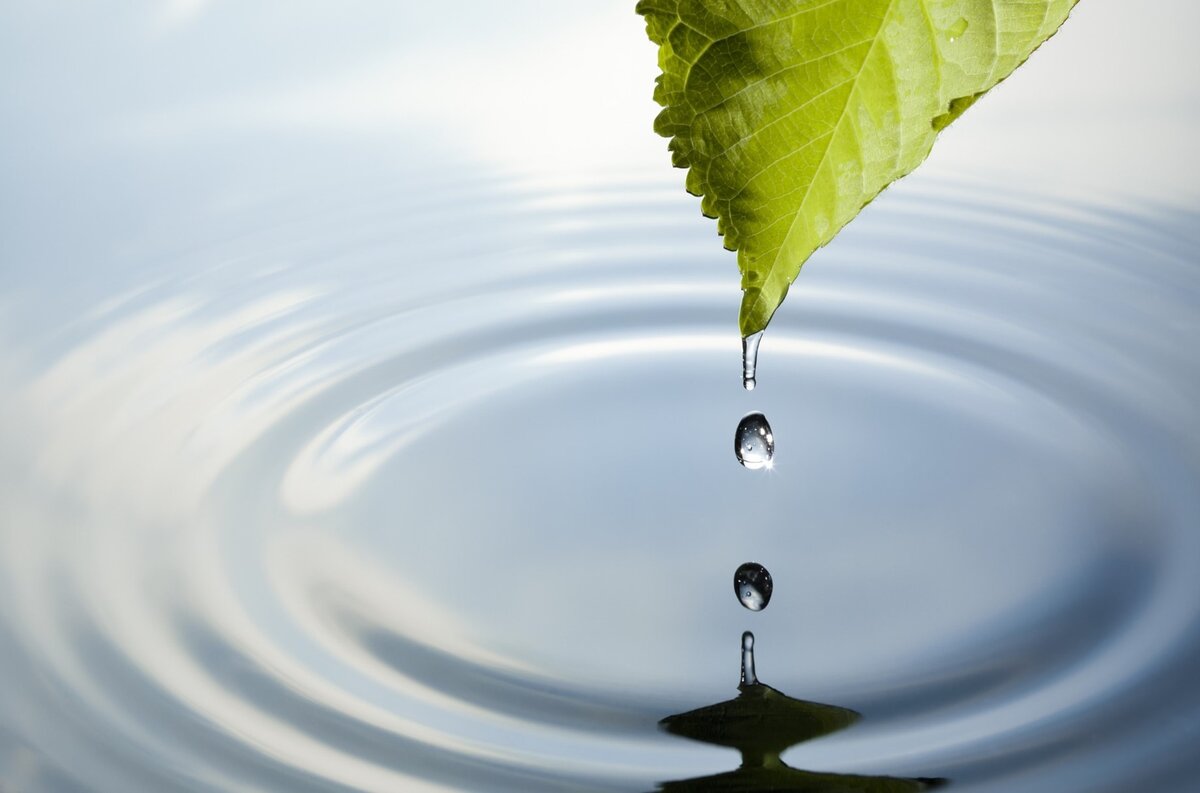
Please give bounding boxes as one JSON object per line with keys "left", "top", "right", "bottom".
{"left": 2, "top": 0, "right": 1199, "bottom": 283}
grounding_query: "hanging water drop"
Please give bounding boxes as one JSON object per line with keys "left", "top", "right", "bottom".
{"left": 734, "top": 412, "right": 774, "bottom": 470}
{"left": 948, "top": 17, "right": 968, "bottom": 41}
{"left": 734, "top": 562, "right": 773, "bottom": 611}
{"left": 740, "top": 631, "right": 758, "bottom": 686}
{"left": 741, "top": 331, "right": 763, "bottom": 390}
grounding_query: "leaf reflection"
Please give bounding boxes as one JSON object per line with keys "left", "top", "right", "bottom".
{"left": 656, "top": 635, "right": 946, "bottom": 792}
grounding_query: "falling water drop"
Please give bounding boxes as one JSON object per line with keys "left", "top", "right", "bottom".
{"left": 741, "top": 331, "right": 763, "bottom": 390}
{"left": 734, "top": 562, "right": 773, "bottom": 611}
{"left": 734, "top": 412, "right": 775, "bottom": 470}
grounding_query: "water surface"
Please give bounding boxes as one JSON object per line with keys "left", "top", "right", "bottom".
{"left": 1, "top": 171, "right": 1198, "bottom": 791}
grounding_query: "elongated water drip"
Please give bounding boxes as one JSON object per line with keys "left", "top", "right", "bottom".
{"left": 741, "top": 631, "right": 757, "bottom": 686}
{"left": 741, "top": 331, "right": 763, "bottom": 390}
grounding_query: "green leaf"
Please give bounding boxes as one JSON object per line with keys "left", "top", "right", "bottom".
{"left": 637, "top": 0, "right": 1080, "bottom": 335}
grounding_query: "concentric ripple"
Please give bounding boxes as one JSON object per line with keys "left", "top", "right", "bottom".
{"left": 0, "top": 173, "right": 1198, "bottom": 792}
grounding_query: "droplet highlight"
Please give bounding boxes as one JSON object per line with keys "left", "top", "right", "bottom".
{"left": 734, "top": 562, "right": 773, "bottom": 611}
{"left": 740, "top": 631, "right": 757, "bottom": 686}
{"left": 741, "top": 331, "right": 763, "bottom": 390}
{"left": 734, "top": 412, "right": 774, "bottom": 470}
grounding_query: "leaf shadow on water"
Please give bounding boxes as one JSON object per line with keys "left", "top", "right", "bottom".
{"left": 654, "top": 635, "right": 947, "bottom": 792}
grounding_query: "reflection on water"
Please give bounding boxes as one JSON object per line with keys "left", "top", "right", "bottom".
{"left": 0, "top": 170, "right": 1198, "bottom": 792}
{"left": 658, "top": 632, "right": 944, "bottom": 791}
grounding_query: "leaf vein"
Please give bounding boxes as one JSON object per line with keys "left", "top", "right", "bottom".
{"left": 746, "top": 0, "right": 899, "bottom": 320}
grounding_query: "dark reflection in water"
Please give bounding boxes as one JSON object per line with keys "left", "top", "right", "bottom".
{"left": 657, "top": 633, "right": 945, "bottom": 792}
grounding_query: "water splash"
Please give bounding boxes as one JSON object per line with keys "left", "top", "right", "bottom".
{"left": 657, "top": 632, "right": 944, "bottom": 790}
{"left": 740, "top": 631, "right": 757, "bottom": 685}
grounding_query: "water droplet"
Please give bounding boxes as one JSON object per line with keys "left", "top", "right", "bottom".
{"left": 734, "top": 562, "right": 773, "bottom": 611}
{"left": 740, "top": 631, "right": 757, "bottom": 686}
{"left": 741, "top": 331, "right": 763, "bottom": 390}
{"left": 734, "top": 412, "right": 774, "bottom": 470}
{"left": 948, "top": 17, "right": 968, "bottom": 41}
